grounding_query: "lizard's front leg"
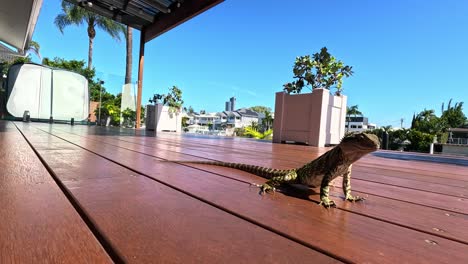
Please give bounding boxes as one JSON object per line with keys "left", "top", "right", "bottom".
{"left": 319, "top": 172, "right": 336, "bottom": 208}
{"left": 257, "top": 170, "right": 298, "bottom": 194}
{"left": 342, "top": 165, "right": 364, "bottom": 202}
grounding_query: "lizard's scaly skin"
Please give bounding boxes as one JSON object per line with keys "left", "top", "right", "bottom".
{"left": 177, "top": 132, "right": 380, "bottom": 208}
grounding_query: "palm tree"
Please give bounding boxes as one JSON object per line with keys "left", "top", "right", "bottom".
{"left": 346, "top": 105, "right": 362, "bottom": 132}
{"left": 54, "top": 1, "right": 125, "bottom": 70}
{"left": 125, "top": 26, "right": 132, "bottom": 84}
{"left": 26, "top": 40, "right": 41, "bottom": 61}
{"left": 262, "top": 110, "right": 274, "bottom": 131}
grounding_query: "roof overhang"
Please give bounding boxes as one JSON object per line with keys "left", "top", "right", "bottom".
{"left": 0, "top": 0, "right": 43, "bottom": 55}
{"left": 65, "top": 0, "right": 224, "bottom": 43}
{"left": 449, "top": 128, "right": 468, "bottom": 133}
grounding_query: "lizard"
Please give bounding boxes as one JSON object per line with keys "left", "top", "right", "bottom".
{"left": 173, "top": 132, "right": 380, "bottom": 208}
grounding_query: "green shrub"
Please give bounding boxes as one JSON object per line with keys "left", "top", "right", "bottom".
{"left": 406, "top": 130, "right": 434, "bottom": 152}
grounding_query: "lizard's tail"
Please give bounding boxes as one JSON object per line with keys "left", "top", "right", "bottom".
{"left": 170, "top": 160, "right": 291, "bottom": 179}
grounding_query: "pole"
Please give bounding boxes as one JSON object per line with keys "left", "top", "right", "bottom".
{"left": 136, "top": 28, "right": 145, "bottom": 128}
{"left": 98, "top": 84, "right": 102, "bottom": 125}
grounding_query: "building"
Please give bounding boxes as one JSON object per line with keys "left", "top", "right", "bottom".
{"left": 188, "top": 108, "right": 260, "bottom": 130}
{"left": 345, "top": 116, "right": 377, "bottom": 132}
{"left": 224, "top": 97, "right": 236, "bottom": 111}
{"left": 190, "top": 112, "right": 220, "bottom": 129}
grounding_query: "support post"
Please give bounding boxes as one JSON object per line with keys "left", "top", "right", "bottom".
{"left": 136, "top": 28, "right": 145, "bottom": 128}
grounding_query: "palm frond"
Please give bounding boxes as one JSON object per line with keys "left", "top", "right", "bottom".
{"left": 27, "top": 40, "right": 41, "bottom": 60}
{"left": 96, "top": 17, "right": 125, "bottom": 41}
{"left": 55, "top": 1, "right": 87, "bottom": 33}
{"left": 54, "top": 14, "right": 73, "bottom": 33}
{"left": 244, "top": 127, "right": 273, "bottom": 140}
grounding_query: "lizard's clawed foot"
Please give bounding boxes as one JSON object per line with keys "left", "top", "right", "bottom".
{"left": 319, "top": 197, "right": 336, "bottom": 208}
{"left": 252, "top": 183, "right": 276, "bottom": 195}
{"left": 345, "top": 195, "right": 365, "bottom": 202}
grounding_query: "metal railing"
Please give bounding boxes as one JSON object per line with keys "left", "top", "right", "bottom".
{"left": 447, "top": 137, "right": 468, "bottom": 145}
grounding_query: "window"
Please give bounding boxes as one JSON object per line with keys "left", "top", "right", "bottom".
{"left": 358, "top": 125, "right": 362, "bottom": 128}
{"left": 351, "top": 125, "right": 357, "bottom": 128}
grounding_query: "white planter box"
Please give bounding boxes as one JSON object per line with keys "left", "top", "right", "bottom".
{"left": 273, "top": 88, "right": 347, "bottom": 147}
{"left": 145, "top": 104, "right": 182, "bottom": 133}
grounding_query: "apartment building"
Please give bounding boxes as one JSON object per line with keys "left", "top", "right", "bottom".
{"left": 189, "top": 108, "right": 260, "bottom": 129}
{"left": 345, "top": 116, "right": 377, "bottom": 132}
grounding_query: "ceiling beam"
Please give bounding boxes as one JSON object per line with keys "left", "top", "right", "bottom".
{"left": 65, "top": 0, "right": 153, "bottom": 28}
{"left": 145, "top": 0, "right": 171, "bottom": 14}
{"left": 144, "top": 0, "right": 224, "bottom": 43}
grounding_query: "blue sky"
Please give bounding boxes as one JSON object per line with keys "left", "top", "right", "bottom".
{"left": 32, "top": 0, "right": 467, "bottom": 128}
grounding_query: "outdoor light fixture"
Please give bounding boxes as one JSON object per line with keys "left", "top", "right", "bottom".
{"left": 78, "top": 1, "right": 93, "bottom": 8}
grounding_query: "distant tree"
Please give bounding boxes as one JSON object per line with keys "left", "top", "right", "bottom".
{"left": 381, "top": 125, "right": 393, "bottom": 132}
{"left": 262, "top": 110, "right": 274, "bottom": 131}
{"left": 346, "top": 105, "right": 362, "bottom": 132}
{"left": 250, "top": 121, "right": 259, "bottom": 130}
{"left": 440, "top": 99, "right": 466, "bottom": 129}
{"left": 283, "top": 47, "right": 353, "bottom": 95}
{"left": 26, "top": 40, "right": 41, "bottom": 61}
{"left": 55, "top": 1, "right": 125, "bottom": 69}
{"left": 249, "top": 106, "right": 271, "bottom": 114}
{"left": 407, "top": 130, "right": 433, "bottom": 152}
{"left": 411, "top": 109, "right": 442, "bottom": 134}
{"left": 188, "top": 106, "right": 195, "bottom": 114}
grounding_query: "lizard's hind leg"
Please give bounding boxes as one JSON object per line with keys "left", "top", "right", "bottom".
{"left": 254, "top": 170, "right": 298, "bottom": 195}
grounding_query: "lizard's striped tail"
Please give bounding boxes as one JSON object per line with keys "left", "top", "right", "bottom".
{"left": 170, "top": 160, "right": 292, "bottom": 179}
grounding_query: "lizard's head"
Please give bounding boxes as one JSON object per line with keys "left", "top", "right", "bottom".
{"left": 339, "top": 132, "right": 380, "bottom": 154}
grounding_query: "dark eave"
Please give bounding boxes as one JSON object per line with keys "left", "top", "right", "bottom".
{"left": 64, "top": 0, "right": 223, "bottom": 42}
{"left": 144, "top": 0, "right": 222, "bottom": 42}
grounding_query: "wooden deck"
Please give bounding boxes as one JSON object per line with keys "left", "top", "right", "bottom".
{"left": 1, "top": 120, "right": 468, "bottom": 263}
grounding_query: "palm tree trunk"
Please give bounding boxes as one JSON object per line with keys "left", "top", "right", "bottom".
{"left": 87, "top": 20, "right": 96, "bottom": 70}
{"left": 88, "top": 36, "right": 93, "bottom": 70}
{"left": 125, "top": 26, "right": 133, "bottom": 84}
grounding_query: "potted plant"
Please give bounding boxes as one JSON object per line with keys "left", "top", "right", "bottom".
{"left": 147, "top": 86, "right": 184, "bottom": 132}
{"left": 273, "top": 47, "right": 353, "bottom": 146}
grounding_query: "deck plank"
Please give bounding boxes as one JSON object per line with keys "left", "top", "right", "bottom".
{"left": 23, "top": 123, "right": 468, "bottom": 263}
{"left": 0, "top": 122, "right": 112, "bottom": 263}
{"left": 43, "top": 125, "right": 468, "bottom": 242}
{"left": 55, "top": 127, "right": 468, "bottom": 207}
{"left": 16, "top": 124, "right": 340, "bottom": 263}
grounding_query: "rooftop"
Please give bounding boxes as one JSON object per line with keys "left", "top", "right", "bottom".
{"left": 2, "top": 120, "right": 468, "bottom": 262}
